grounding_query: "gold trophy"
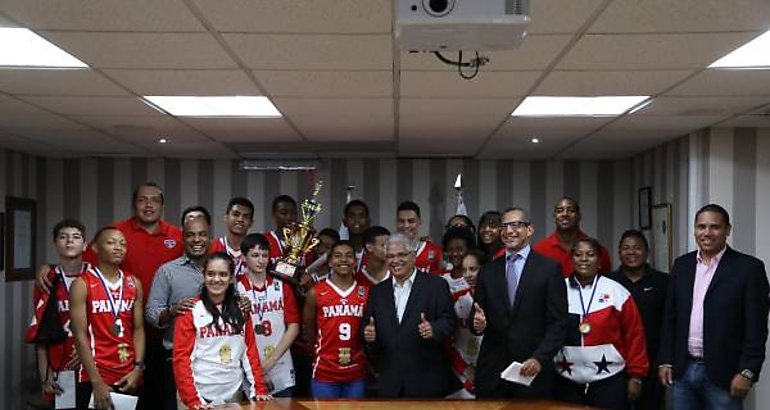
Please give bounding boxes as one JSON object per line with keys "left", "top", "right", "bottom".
{"left": 272, "top": 179, "right": 323, "bottom": 283}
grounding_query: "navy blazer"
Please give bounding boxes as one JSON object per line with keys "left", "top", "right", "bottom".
{"left": 472, "top": 250, "right": 567, "bottom": 398}
{"left": 659, "top": 247, "right": 769, "bottom": 389}
{"left": 362, "top": 270, "right": 459, "bottom": 397}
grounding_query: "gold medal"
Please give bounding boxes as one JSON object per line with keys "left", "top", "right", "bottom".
{"left": 219, "top": 344, "right": 232, "bottom": 365}
{"left": 578, "top": 322, "right": 592, "bottom": 334}
{"left": 117, "top": 343, "right": 130, "bottom": 363}
{"left": 338, "top": 347, "right": 352, "bottom": 365}
{"left": 264, "top": 344, "right": 275, "bottom": 360}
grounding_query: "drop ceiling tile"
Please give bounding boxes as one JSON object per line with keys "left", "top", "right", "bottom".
{"left": 192, "top": 0, "right": 391, "bottom": 34}
{"left": 636, "top": 96, "right": 770, "bottom": 116}
{"left": 22, "top": 129, "right": 148, "bottom": 154}
{"left": 719, "top": 115, "right": 770, "bottom": 128}
{"left": 606, "top": 114, "right": 729, "bottom": 131}
{"left": 0, "top": 112, "right": 87, "bottom": 131}
{"left": 529, "top": 0, "right": 608, "bottom": 34}
{"left": 400, "top": 35, "right": 572, "bottom": 71}
{"left": 399, "top": 117, "right": 499, "bottom": 155}
{"left": 20, "top": 96, "right": 158, "bottom": 116}
{"left": 400, "top": 98, "right": 518, "bottom": 118}
{"left": 71, "top": 115, "right": 211, "bottom": 144}
{"left": 400, "top": 71, "right": 540, "bottom": 98}
{"left": 38, "top": 32, "right": 238, "bottom": 69}
{"left": 590, "top": 0, "right": 770, "bottom": 34}
{"left": 535, "top": 70, "right": 693, "bottom": 96}
{"left": 223, "top": 34, "right": 392, "bottom": 70}
{"left": 495, "top": 117, "right": 612, "bottom": 141}
{"left": 0, "top": 69, "right": 128, "bottom": 96}
{"left": 103, "top": 69, "right": 261, "bottom": 96}
{"left": 274, "top": 98, "right": 393, "bottom": 141}
{"left": 667, "top": 70, "right": 770, "bottom": 97}
{"left": 0, "top": 95, "right": 49, "bottom": 115}
{"left": 0, "top": 0, "right": 205, "bottom": 31}
{"left": 562, "top": 131, "right": 686, "bottom": 158}
{"left": 182, "top": 118, "right": 304, "bottom": 143}
{"left": 142, "top": 141, "right": 237, "bottom": 159}
{"left": 0, "top": 131, "right": 56, "bottom": 154}
{"left": 254, "top": 71, "right": 392, "bottom": 97}
{"left": 558, "top": 32, "right": 761, "bottom": 70}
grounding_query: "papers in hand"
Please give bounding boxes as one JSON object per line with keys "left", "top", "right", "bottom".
{"left": 500, "top": 361, "right": 537, "bottom": 386}
{"left": 54, "top": 370, "right": 76, "bottom": 409}
{"left": 88, "top": 392, "right": 138, "bottom": 410}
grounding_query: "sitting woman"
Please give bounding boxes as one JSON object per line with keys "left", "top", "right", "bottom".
{"left": 173, "top": 252, "right": 272, "bottom": 409}
{"left": 554, "top": 238, "right": 648, "bottom": 410}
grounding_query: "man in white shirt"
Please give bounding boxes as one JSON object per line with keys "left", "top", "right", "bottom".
{"left": 362, "top": 233, "right": 458, "bottom": 397}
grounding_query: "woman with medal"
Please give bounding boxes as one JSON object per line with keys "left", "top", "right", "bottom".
{"left": 303, "top": 241, "right": 369, "bottom": 398}
{"left": 439, "top": 228, "right": 482, "bottom": 399}
{"left": 236, "top": 233, "right": 300, "bottom": 397}
{"left": 69, "top": 227, "right": 145, "bottom": 410}
{"left": 173, "top": 252, "right": 271, "bottom": 409}
{"left": 554, "top": 238, "right": 648, "bottom": 410}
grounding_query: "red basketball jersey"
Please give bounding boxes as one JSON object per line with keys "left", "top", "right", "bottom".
{"left": 79, "top": 268, "right": 139, "bottom": 385}
{"left": 312, "top": 279, "right": 368, "bottom": 383}
{"left": 415, "top": 240, "right": 444, "bottom": 274}
{"left": 210, "top": 236, "right": 245, "bottom": 276}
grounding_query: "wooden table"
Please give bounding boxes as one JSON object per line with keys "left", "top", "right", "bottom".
{"left": 215, "top": 399, "right": 596, "bottom": 410}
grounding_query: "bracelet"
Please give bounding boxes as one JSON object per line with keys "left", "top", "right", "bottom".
{"left": 630, "top": 377, "right": 643, "bottom": 385}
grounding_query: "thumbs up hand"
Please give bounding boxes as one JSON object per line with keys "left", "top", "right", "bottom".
{"left": 418, "top": 312, "right": 434, "bottom": 340}
{"left": 364, "top": 317, "right": 376, "bottom": 343}
{"left": 472, "top": 302, "right": 487, "bottom": 333}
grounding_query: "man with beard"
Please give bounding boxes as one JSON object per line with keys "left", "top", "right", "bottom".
{"left": 534, "top": 197, "right": 611, "bottom": 277}
{"left": 145, "top": 218, "right": 212, "bottom": 410}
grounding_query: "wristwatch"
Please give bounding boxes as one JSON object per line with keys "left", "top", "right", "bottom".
{"left": 133, "top": 361, "right": 146, "bottom": 371}
{"left": 740, "top": 369, "right": 755, "bottom": 382}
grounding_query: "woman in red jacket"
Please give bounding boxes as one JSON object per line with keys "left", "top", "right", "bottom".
{"left": 173, "top": 252, "right": 271, "bottom": 409}
{"left": 554, "top": 238, "right": 648, "bottom": 410}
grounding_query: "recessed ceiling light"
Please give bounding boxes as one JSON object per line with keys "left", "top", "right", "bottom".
{"left": 709, "top": 30, "right": 770, "bottom": 69}
{"left": 0, "top": 28, "right": 88, "bottom": 68}
{"left": 158, "top": 138, "right": 169, "bottom": 144}
{"left": 511, "top": 96, "right": 650, "bottom": 117}
{"left": 529, "top": 137, "right": 540, "bottom": 144}
{"left": 143, "top": 96, "right": 282, "bottom": 117}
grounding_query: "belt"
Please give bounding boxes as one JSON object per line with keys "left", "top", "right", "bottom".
{"left": 688, "top": 355, "right": 705, "bottom": 364}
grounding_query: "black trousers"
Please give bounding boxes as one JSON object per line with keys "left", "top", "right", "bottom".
{"left": 557, "top": 372, "right": 630, "bottom": 410}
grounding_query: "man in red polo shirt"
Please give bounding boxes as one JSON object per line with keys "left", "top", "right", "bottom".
{"left": 533, "top": 196, "right": 611, "bottom": 277}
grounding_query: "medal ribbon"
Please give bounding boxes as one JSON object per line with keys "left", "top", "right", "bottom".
{"left": 93, "top": 267, "right": 124, "bottom": 324}
{"left": 577, "top": 275, "right": 599, "bottom": 324}
{"left": 223, "top": 237, "right": 244, "bottom": 275}
{"left": 250, "top": 277, "right": 267, "bottom": 323}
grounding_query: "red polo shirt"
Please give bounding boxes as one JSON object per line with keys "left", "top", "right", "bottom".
{"left": 85, "top": 218, "right": 183, "bottom": 298}
{"left": 533, "top": 230, "right": 612, "bottom": 277}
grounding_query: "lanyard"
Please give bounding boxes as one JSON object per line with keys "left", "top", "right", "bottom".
{"left": 577, "top": 275, "right": 600, "bottom": 321}
{"left": 249, "top": 276, "right": 268, "bottom": 323}
{"left": 93, "top": 267, "right": 124, "bottom": 321}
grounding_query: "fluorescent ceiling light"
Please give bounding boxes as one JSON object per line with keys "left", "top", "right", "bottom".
{"left": 0, "top": 28, "right": 87, "bottom": 68}
{"left": 144, "top": 96, "right": 282, "bottom": 117}
{"left": 240, "top": 159, "right": 319, "bottom": 171}
{"left": 710, "top": 31, "right": 770, "bottom": 69}
{"left": 511, "top": 96, "right": 650, "bottom": 117}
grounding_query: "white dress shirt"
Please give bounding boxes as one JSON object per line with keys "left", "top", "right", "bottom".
{"left": 393, "top": 269, "right": 417, "bottom": 323}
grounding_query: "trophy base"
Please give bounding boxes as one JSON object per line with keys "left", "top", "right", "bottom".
{"left": 272, "top": 260, "right": 301, "bottom": 286}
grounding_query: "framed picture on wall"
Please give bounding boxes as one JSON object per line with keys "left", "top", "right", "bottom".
{"left": 4, "top": 196, "right": 37, "bottom": 282}
{"left": 652, "top": 203, "right": 673, "bottom": 272}
{"left": 638, "top": 186, "right": 652, "bottom": 229}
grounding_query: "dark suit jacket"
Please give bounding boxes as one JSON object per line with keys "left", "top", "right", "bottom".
{"left": 472, "top": 249, "right": 567, "bottom": 398}
{"left": 362, "top": 270, "right": 459, "bottom": 397}
{"left": 659, "top": 247, "right": 769, "bottom": 390}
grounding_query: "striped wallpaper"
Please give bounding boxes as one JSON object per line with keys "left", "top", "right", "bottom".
{"left": 2, "top": 125, "right": 768, "bottom": 409}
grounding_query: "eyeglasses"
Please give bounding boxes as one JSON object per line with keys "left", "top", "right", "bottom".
{"left": 501, "top": 221, "right": 530, "bottom": 230}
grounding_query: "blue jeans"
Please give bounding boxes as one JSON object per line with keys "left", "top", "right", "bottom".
{"left": 311, "top": 379, "right": 366, "bottom": 399}
{"left": 673, "top": 361, "right": 743, "bottom": 410}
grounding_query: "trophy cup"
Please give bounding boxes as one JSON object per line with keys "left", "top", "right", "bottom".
{"left": 272, "top": 179, "right": 324, "bottom": 284}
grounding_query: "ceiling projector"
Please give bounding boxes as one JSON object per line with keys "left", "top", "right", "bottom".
{"left": 395, "top": 0, "right": 531, "bottom": 51}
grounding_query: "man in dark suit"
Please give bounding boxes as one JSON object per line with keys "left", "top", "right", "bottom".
{"left": 362, "top": 233, "right": 458, "bottom": 397}
{"left": 659, "top": 204, "right": 769, "bottom": 410}
{"left": 471, "top": 207, "right": 568, "bottom": 399}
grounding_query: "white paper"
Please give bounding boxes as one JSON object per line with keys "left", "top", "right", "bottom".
{"left": 88, "top": 392, "right": 138, "bottom": 410}
{"left": 55, "top": 370, "right": 76, "bottom": 409}
{"left": 500, "top": 361, "right": 537, "bottom": 386}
